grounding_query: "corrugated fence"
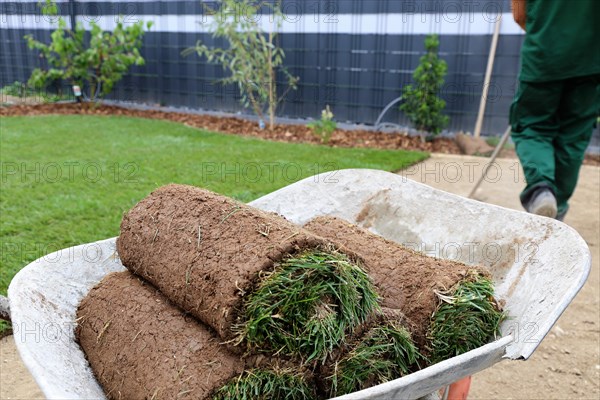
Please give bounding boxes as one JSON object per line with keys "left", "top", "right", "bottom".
{"left": 2, "top": 0, "right": 525, "bottom": 135}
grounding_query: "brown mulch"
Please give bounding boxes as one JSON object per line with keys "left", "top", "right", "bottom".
{"left": 583, "top": 153, "right": 600, "bottom": 166}
{"left": 0, "top": 103, "right": 460, "bottom": 153}
{"left": 2, "top": 102, "right": 598, "bottom": 166}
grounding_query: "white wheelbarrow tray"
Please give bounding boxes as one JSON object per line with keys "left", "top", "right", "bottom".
{"left": 8, "top": 169, "right": 591, "bottom": 400}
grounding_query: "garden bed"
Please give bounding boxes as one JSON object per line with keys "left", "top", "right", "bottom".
{"left": 3, "top": 102, "right": 598, "bottom": 166}
{"left": 0, "top": 103, "right": 462, "bottom": 154}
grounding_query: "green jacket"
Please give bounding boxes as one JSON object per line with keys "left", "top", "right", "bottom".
{"left": 520, "top": 0, "right": 600, "bottom": 82}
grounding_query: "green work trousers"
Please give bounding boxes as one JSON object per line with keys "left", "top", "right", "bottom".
{"left": 510, "top": 75, "right": 600, "bottom": 214}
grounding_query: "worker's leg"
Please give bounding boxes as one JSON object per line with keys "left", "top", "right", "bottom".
{"left": 510, "top": 80, "right": 564, "bottom": 209}
{"left": 554, "top": 74, "right": 600, "bottom": 216}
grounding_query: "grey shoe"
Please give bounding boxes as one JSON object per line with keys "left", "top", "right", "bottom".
{"left": 527, "top": 188, "right": 558, "bottom": 218}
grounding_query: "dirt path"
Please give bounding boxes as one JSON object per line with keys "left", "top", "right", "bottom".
{"left": 1, "top": 154, "right": 598, "bottom": 399}
{"left": 0, "top": 335, "right": 44, "bottom": 399}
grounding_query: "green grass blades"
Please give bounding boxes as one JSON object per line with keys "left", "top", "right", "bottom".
{"left": 212, "top": 369, "right": 316, "bottom": 400}
{"left": 240, "top": 250, "right": 379, "bottom": 362}
{"left": 328, "top": 323, "right": 421, "bottom": 397}
{"left": 428, "top": 273, "right": 506, "bottom": 363}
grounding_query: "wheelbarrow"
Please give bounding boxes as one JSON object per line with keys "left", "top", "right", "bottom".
{"left": 7, "top": 169, "right": 590, "bottom": 399}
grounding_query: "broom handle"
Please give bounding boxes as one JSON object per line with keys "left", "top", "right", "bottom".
{"left": 468, "top": 126, "right": 512, "bottom": 199}
{"left": 473, "top": 16, "right": 502, "bottom": 138}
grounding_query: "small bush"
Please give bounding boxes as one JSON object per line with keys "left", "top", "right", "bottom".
{"left": 25, "top": 0, "right": 151, "bottom": 100}
{"left": 1, "top": 81, "right": 65, "bottom": 103}
{"left": 1, "top": 81, "right": 27, "bottom": 97}
{"left": 400, "top": 34, "right": 449, "bottom": 137}
{"left": 308, "top": 105, "right": 337, "bottom": 144}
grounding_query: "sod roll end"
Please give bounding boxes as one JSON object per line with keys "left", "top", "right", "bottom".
{"left": 324, "top": 308, "right": 422, "bottom": 397}
{"left": 304, "top": 216, "right": 505, "bottom": 361}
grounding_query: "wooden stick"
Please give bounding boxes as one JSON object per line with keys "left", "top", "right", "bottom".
{"left": 473, "top": 16, "right": 502, "bottom": 138}
{"left": 468, "top": 126, "right": 512, "bottom": 199}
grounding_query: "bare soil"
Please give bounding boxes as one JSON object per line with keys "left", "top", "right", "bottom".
{"left": 304, "top": 216, "right": 490, "bottom": 349}
{"left": 117, "top": 184, "right": 332, "bottom": 343}
{"left": 76, "top": 271, "right": 245, "bottom": 400}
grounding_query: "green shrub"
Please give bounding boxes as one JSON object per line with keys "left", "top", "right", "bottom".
{"left": 400, "top": 34, "right": 449, "bottom": 137}
{"left": 1, "top": 81, "right": 65, "bottom": 103}
{"left": 1, "top": 81, "right": 27, "bottom": 97}
{"left": 183, "top": 0, "right": 298, "bottom": 131}
{"left": 307, "top": 105, "right": 337, "bottom": 144}
{"left": 25, "top": 0, "right": 151, "bottom": 100}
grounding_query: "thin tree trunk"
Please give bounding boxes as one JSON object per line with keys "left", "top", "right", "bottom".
{"left": 247, "top": 86, "right": 265, "bottom": 125}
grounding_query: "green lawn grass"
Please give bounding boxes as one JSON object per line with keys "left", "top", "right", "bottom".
{"left": 0, "top": 115, "right": 428, "bottom": 299}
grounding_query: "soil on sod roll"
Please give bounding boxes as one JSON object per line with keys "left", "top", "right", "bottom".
{"left": 303, "top": 216, "right": 494, "bottom": 349}
{"left": 117, "top": 184, "right": 377, "bottom": 360}
{"left": 76, "top": 271, "right": 316, "bottom": 400}
{"left": 76, "top": 271, "right": 242, "bottom": 399}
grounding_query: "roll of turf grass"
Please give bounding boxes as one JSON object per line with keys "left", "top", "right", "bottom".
{"left": 76, "top": 271, "right": 316, "bottom": 400}
{"left": 117, "top": 185, "right": 378, "bottom": 362}
{"left": 322, "top": 308, "right": 422, "bottom": 397}
{"left": 303, "top": 216, "right": 505, "bottom": 362}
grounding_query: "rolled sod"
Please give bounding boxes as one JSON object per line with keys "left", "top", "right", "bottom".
{"left": 323, "top": 308, "right": 422, "bottom": 397}
{"left": 76, "top": 271, "right": 316, "bottom": 400}
{"left": 213, "top": 369, "right": 316, "bottom": 400}
{"left": 241, "top": 249, "right": 378, "bottom": 362}
{"left": 76, "top": 271, "right": 243, "bottom": 399}
{"left": 117, "top": 185, "right": 377, "bottom": 360}
{"left": 303, "top": 216, "right": 504, "bottom": 358}
{"left": 426, "top": 272, "right": 504, "bottom": 363}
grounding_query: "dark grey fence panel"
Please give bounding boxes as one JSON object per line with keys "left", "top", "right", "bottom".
{"left": 1, "top": 0, "right": 525, "bottom": 135}
{"left": 0, "top": 1, "right": 514, "bottom": 17}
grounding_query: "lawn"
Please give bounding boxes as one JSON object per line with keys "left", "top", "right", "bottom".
{"left": 0, "top": 114, "right": 428, "bottom": 298}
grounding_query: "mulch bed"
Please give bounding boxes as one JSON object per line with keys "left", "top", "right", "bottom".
{"left": 0, "top": 103, "right": 460, "bottom": 153}
{"left": 2, "top": 102, "right": 598, "bottom": 166}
